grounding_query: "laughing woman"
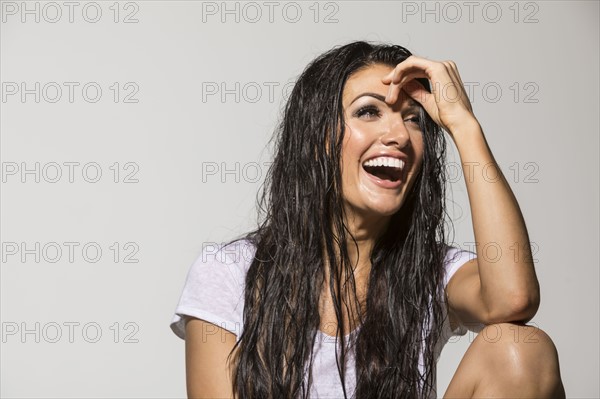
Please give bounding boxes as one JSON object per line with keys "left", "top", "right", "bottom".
{"left": 170, "top": 41, "right": 565, "bottom": 398}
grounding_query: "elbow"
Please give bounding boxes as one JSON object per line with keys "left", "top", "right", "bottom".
{"left": 507, "top": 290, "right": 540, "bottom": 323}
{"left": 485, "top": 289, "right": 540, "bottom": 324}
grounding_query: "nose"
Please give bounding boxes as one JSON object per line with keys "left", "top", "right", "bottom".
{"left": 380, "top": 112, "right": 411, "bottom": 149}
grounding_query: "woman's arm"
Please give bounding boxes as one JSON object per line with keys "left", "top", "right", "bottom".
{"left": 185, "top": 317, "right": 237, "bottom": 398}
{"left": 445, "top": 121, "right": 540, "bottom": 325}
{"left": 382, "top": 57, "right": 540, "bottom": 326}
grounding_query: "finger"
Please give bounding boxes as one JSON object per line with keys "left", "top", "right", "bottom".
{"left": 402, "top": 80, "right": 438, "bottom": 120}
{"left": 383, "top": 55, "right": 443, "bottom": 84}
{"left": 402, "top": 79, "right": 430, "bottom": 106}
{"left": 441, "top": 61, "right": 465, "bottom": 95}
{"left": 381, "top": 55, "right": 420, "bottom": 83}
{"left": 442, "top": 60, "right": 465, "bottom": 87}
{"left": 383, "top": 57, "right": 469, "bottom": 107}
{"left": 403, "top": 60, "right": 456, "bottom": 97}
{"left": 384, "top": 60, "right": 457, "bottom": 104}
{"left": 442, "top": 61, "right": 470, "bottom": 97}
{"left": 382, "top": 63, "right": 430, "bottom": 85}
{"left": 441, "top": 61, "right": 473, "bottom": 110}
{"left": 384, "top": 71, "right": 430, "bottom": 104}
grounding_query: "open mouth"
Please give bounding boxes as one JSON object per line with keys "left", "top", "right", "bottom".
{"left": 362, "top": 156, "right": 405, "bottom": 182}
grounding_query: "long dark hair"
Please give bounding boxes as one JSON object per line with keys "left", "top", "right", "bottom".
{"left": 226, "top": 40, "right": 450, "bottom": 398}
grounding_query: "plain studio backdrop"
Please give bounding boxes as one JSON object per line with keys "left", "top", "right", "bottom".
{"left": 1, "top": 1, "right": 598, "bottom": 397}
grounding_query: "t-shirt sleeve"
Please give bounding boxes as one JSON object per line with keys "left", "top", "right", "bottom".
{"left": 169, "top": 240, "right": 252, "bottom": 340}
{"left": 443, "top": 245, "right": 477, "bottom": 289}
{"left": 442, "top": 245, "right": 482, "bottom": 335}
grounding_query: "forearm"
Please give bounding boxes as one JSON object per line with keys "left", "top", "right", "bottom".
{"left": 452, "top": 120, "right": 540, "bottom": 321}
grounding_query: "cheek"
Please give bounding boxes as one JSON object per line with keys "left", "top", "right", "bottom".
{"left": 411, "top": 132, "right": 425, "bottom": 163}
{"left": 342, "top": 124, "right": 371, "bottom": 160}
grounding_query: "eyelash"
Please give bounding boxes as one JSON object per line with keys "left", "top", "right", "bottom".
{"left": 355, "top": 105, "right": 381, "bottom": 118}
{"left": 354, "top": 105, "right": 421, "bottom": 125}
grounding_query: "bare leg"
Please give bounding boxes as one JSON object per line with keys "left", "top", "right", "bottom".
{"left": 443, "top": 322, "right": 565, "bottom": 398}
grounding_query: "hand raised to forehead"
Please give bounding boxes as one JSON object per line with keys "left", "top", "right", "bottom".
{"left": 381, "top": 55, "right": 478, "bottom": 136}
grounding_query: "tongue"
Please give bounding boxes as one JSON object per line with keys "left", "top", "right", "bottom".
{"left": 364, "top": 165, "right": 400, "bottom": 182}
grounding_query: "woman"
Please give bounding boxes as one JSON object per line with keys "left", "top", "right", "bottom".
{"left": 170, "top": 41, "right": 565, "bottom": 398}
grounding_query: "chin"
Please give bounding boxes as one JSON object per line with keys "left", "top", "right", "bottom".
{"left": 365, "top": 200, "right": 404, "bottom": 217}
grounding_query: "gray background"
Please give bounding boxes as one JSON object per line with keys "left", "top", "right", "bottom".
{"left": 1, "top": 1, "right": 598, "bottom": 397}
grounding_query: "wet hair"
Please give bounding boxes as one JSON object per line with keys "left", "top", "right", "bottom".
{"left": 227, "top": 40, "right": 451, "bottom": 398}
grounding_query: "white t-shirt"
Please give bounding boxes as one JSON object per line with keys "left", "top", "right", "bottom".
{"left": 170, "top": 239, "right": 480, "bottom": 398}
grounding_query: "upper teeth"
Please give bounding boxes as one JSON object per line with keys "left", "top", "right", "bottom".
{"left": 363, "top": 157, "right": 404, "bottom": 169}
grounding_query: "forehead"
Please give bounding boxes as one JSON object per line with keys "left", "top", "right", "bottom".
{"left": 342, "top": 63, "right": 416, "bottom": 107}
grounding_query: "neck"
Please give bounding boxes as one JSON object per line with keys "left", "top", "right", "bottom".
{"left": 344, "top": 209, "right": 390, "bottom": 274}
{"left": 323, "top": 208, "right": 391, "bottom": 291}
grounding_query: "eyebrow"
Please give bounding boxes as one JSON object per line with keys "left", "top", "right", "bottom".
{"left": 350, "top": 92, "right": 387, "bottom": 105}
{"left": 349, "top": 92, "right": 421, "bottom": 112}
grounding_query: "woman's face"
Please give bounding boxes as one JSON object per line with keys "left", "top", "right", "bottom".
{"left": 340, "top": 63, "right": 425, "bottom": 220}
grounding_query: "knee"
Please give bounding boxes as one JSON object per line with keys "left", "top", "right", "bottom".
{"left": 471, "top": 322, "right": 564, "bottom": 395}
{"left": 472, "top": 322, "right": 560, "bottom": 368}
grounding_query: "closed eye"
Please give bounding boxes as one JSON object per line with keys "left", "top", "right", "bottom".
{"left": 404, "top": 116, "right": 421, "bottom": 124}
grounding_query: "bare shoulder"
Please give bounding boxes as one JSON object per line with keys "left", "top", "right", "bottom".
{"left": 185, "top": 317, "right": 238, "bottom": 398}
